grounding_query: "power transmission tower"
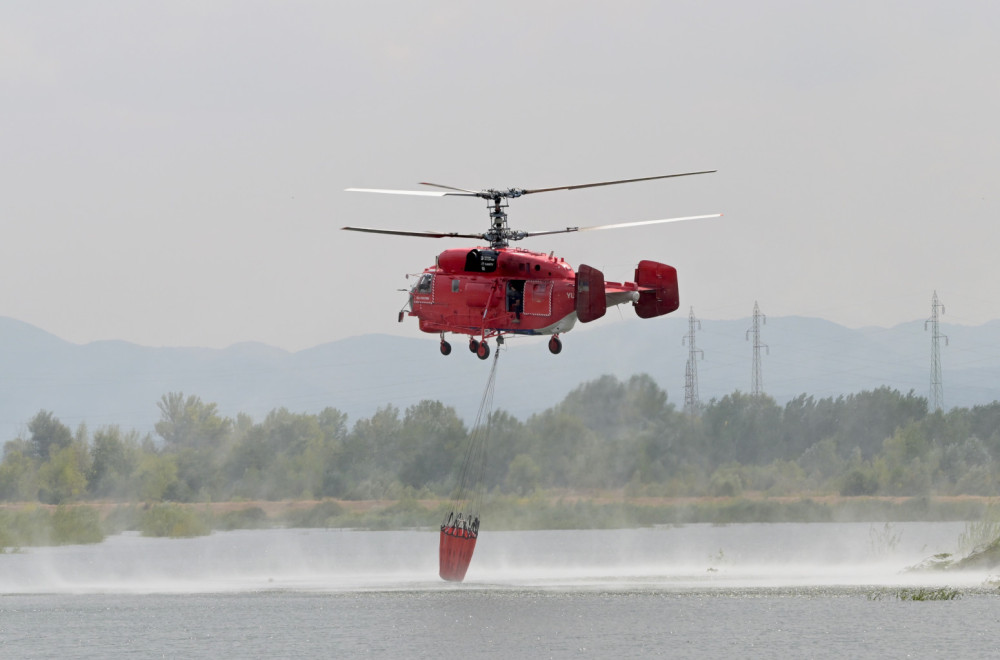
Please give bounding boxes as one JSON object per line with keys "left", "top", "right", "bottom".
{"left": 925, "top": 290, "right": 948, "bottom": 411}
{"left": 682, "top": 306, "right": 703, "bottom": 416}
{"left": 746, "top": 301, "right": 768, "bottom": 397}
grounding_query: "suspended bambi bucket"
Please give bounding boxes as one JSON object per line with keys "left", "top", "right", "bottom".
{"left": 439, "top": 513, "right": 479, "bottom": 582}
{"left": 439, "top": 348, "right": 500, "bottom": 582}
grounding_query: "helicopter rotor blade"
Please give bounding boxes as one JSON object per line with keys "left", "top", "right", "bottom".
{"left": 522, "top": 213, "right": 723, "bottom": 238}
{"left": 348, "top": 170, "right": 716, "bottom": 201}
{"left": 418, "top": 182, "right": 481, "bottom": 194}
{"left": 345, "top": 187, "right": 478, "bottom": 197}
{"left": 522, "top": 170, "right": 717, "bottom": 195}
{"left": 341, "top": 226, "right": 485, "bottom": 239}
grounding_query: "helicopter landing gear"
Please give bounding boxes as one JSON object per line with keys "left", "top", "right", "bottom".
{"left": 548, "top": 335, "right": 562, "bottom": 355}
{"left": 439, "top": 340, "right": 452, "bottom": 356}
{"left": 469, "top": 338, "right": 480, "bottom": 354}
{"left": 476, "top": 340, "right": 490, "bottom": 360}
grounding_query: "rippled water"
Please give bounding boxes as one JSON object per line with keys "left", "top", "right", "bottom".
{"left": 1, "top": 524, "right": 998, "bottom": 658}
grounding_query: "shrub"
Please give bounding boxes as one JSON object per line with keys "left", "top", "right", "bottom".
{"left": 139, "top": 504, "right": 210, "bottom": 538}
{"left": 282, "top": 500, "right": 346, "bottom": 528}
{"left": 214, "top": 506, "right": 269, "bottom": 530}
{"left": 51, "top": 506, "right": 104, "bottom": 545}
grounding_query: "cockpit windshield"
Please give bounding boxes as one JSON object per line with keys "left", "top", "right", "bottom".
{"left": 413, "top": 272, "right": 433, "bottom": 294}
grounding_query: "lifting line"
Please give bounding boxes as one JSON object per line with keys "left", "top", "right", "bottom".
{"left": 439, "top": 345, "right": 501, "bottom": 581}
{"left": 448, "top": 344, "right": 501, "bottom": 525}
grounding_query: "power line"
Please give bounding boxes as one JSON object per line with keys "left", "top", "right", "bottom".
{"left": 682, "top": 306, "right": 703, "bottom": 417}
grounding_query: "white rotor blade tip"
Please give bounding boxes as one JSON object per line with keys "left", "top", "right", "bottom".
{"left": 581, "top": 213, "right": 724, "bottom": 231}
{"left": 345, "top": 187, "right": 451, "bottom": 197}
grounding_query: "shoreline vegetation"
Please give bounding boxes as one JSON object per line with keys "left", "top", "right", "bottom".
{"left": 2, "top": 492, "right": 1000, "bottom": 548}
{"left": 7, "top": 377, "right": 1000, "bottom": 567}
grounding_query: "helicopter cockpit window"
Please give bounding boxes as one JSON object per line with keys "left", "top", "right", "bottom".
{"left": 414, "top": 273, "right": 433, "bottom": 294}
{"left": 464, "top": 249, "right": 499, "bottom": 273}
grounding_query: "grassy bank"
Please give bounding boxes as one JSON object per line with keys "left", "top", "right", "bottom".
{"left": 2, "top": 493, "right": 998, "bottom": 549}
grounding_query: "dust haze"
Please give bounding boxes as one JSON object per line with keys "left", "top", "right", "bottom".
{"left": 2, "top": 524, "right": 986, "bottom": 595}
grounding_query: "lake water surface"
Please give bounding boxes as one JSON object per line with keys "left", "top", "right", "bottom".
{"left": 1, "top": 523, "right": 998, "bottom": 658}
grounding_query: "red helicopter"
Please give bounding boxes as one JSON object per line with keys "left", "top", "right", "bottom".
{"left": 343, "top": 171, "right": 720, "bottom": 359}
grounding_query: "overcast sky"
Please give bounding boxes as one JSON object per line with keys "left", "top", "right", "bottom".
{"left": 3, "top": 2, "right": 999, "bottom": 351}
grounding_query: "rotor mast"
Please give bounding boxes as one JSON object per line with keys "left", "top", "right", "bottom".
{"left": 483, "top": 189, "right": 543, "bottom": 248}
{"left": 486, "top": 193, "right": 513, "bottom": 248}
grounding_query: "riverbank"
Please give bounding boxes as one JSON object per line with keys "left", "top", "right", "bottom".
{"left": 3, "top": 492, "right": 1000, "bottom": 549}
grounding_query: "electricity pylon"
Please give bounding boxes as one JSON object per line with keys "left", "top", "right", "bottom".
{"left": 925, "top": 291, "right": 948, "bottom": 411}
{"left": 682, "top": 306, "right": 703, "bottom": 416}
{"left": 746, "top": 301, "right": 768, "bottom": 398}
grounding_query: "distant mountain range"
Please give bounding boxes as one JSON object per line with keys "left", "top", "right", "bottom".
{"left": 1, "top": 314, "right": 998, "bottom": 442}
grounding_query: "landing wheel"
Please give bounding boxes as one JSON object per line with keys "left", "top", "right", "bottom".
{"left": 477, "top": 341, "right": 490, "bottom": 360}
{"left": 469, "top": 338, "right": 480, "bottom": 354}
{"left": 548, "top": 336, "right": 562, "bottom": 355}
{"left": 440, "top": 340, "right": 452, "bottom": 356}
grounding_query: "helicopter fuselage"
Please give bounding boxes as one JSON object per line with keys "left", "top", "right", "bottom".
{"left": 405, "top": 246, "right": 679, "bottom": 356}
{"left": 411, "top": 246, "right": 579, "bottom": 337}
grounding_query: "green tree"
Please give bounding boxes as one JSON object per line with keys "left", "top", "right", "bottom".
{"left": 0, "top": 442, "right": 38, "bottom": 501}
{"left": 927, "top": 432, "right": 993, "bottom": 495}
{"left": 397, "top": 401, "right": 467, "bottom": 490}
{"left": 224, "top": 424, "right": 272, "bottom": 499}
{"left": 89, "top": 426, "right": 143, "bottom": 499}
{"left": 250, "top": 408, "right": 330, "bottom": 499}
{"left": 521, "top": 374, "right": 675, "bottom": 489}
{"left": 606, "top": 375, "right": 680, "bottom": 486}
{"left": 27, "top": 411, "right": 73, "bottom": 461}
{"left": 135, "top": 453, "right": 179, "bottom": 502}
{"left": 155, "top": 393, "right": 232, "bottom": 449}
{"left": 504, "top": 453, "right": 541, "bottom": 495}
{"left": 840, "top": 464, "right": 879, "bottom": 496}
{"left": 314, "top": 407, "right": 350, "bottom": 497}
{"left": 522, "top": 408, "right": 594, "bottom": 488}
{"left": 481, "top": 410, "right": 526, "bottom": 491}
{"left": 37, "top": 444, "right": 90, "bottom": 504}
{"left": 797, "top": 438, "right": 844, "bottom": 485}
{"left": 342, "top": 405, "right": 403, "bottom": 497}
{"left": 831, "top": 388, "right": 927, "bottom": 459}
{"left": 782, "top": 394, "right": 840, "bottom": 458}
{"left": 702, "top": 392, "right": 782, "bottom": 466}
{"left": 965, "top": 402, "right": 1000, "bottom": 459}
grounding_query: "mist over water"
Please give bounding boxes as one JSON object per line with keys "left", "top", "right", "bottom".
{"left": 4, "top": 524, "right": 1000, "bottom": 659}
{"left": 0, "top": 523, "right": 987, "bottom": 595}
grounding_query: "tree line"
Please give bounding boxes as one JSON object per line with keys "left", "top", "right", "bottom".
{"left": 1, "top": 374, "right": 998, "bottom": 505}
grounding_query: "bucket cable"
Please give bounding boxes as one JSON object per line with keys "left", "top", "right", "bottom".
{"left": 444, "top": 346, "right": 501, "bottom": 531}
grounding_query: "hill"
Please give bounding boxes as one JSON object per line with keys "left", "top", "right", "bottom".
{"left": 0, "top": 314, "right": 998, "bottom": 441}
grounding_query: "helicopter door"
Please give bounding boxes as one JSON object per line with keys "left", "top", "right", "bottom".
{"left": 506, "top": 280, "right": 525, "bottom": 317}
{"left": 523, "top": 281, "right": 552, "bottom": 316}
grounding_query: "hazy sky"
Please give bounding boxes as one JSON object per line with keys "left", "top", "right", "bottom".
{"left": 3, "top": 2, "right": 999, "bottom": 351}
